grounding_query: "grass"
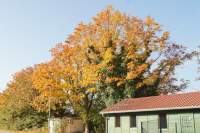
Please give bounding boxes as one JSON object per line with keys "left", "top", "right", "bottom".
{"left": 14, "top": 128, "right": 48, "bottom": 133}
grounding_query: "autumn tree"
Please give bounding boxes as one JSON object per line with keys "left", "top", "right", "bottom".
{"left": 32, "top": 6, "right": 193, "bottom": 133}
{"left": 32, "top": 43, "right": 105, "bottom": 133}
{"left": 68, "top": 7, "right": 193, "bottom": 106}
{"left": 0, "top": 67, "right": 47, "bottom": 130}
{"left": 54, "top": 6, "right": 193, "bottom": 108}
{"left": 31, "top": 62, "right": 69, "bottom": 117}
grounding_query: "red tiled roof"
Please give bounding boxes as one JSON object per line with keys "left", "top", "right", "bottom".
{"left": 101, "top": 92, "right": 200, "bottom": 114}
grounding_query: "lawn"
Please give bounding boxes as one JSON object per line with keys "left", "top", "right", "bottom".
{"left": 0, "top": 128, "right": 48, "bottom": 133}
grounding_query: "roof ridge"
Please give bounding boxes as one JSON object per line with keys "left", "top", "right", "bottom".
{"left": 101, "top": 91, "right": 200, "bottom": 114}
{"left": 128, "top": 91, "right": 200, "bottom": 100}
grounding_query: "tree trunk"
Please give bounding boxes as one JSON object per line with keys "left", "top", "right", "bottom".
{"left": 84, "top": 122, "right": 89, "bottom": 133}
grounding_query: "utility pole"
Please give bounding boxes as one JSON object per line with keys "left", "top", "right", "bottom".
{"left": 48, "top": 86, "right": 52, "bottom": 118}
{"left": 48, "top": 86, "right": 52, "bottom": 133}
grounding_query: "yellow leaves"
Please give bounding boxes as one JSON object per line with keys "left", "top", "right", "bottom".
{"left": 126, "top": 64, "right": 148, "bottom": 80}
{"left": 136, "top": 63, "right": 148, "bottom": 71}
{"left": 87, "top": 87, "right": 98, "bottom": 93}
{"left": 103, "top": 48, "right": 114, "bottom": 64}
{"left": 145, "top": 16, "right": 154, "bottom": 26}
{"left": 143, "top": 74, "right": 158, "bottom": 85}
{"left": 144, "top": 16, "right": 160, "bottom": 31}
{"left": 105, "top": 76, "right": 125, "bottom": 86}
{"left": 117, "top": 80, "right": 124, "bottom": 86}
{"left": 93, "top": 5, "right": 113, "bottom": 26}
{"left": 0, "top": 94, "right": 6, "bottom": 106}
{"left": 27, "top": 6, "right": 176, "bottom": 115}
{"left": 158, "top": 31, "right": 170, "bottom": 50}
{"left": 127, "top": 62, "right": 135, "bottom": 69}
{"left": 105, "top": 77, "right": 120, "bottom": 83}
{"left": 70, "top": 95, "right": 81, "bottom": 102}
{"left": 32, "top": 96, "right": 48, "bottom": 112}
{"left": 136, "top": 82, "right": 144, "bottom": 89}
{"left": 111, "top": 10, "right": 123, "bottom": 25}
{"left": 32, "top": 62, "right": 67, "bottom": 111}
{"left": 61, "top": 82, "right": 72, "bottom": 90}
{"left": 163, "top": 31, "right": 170, "bottom": 39}
{"left": 80, "top": 64, "right": 100, "bottom": 87}
{"left": 69, "top": 93, "right": 87, "bottom": 102}
{"left": 79, "top": 94, "right": 86, "bottom": 99}
{"left": 32, "top": 61, "right": 64, "bottom": 91}
{"left": 127, "top": 51, "right": 136, "bottom": 59}
{"left": 33, "top": 40, "right": 103, "bottom": 111}
{"left": 126, "top": 72, "right": 138, "bottom": 80}
{"left": 135, "top": 72, "right": 159, "bottom": 89}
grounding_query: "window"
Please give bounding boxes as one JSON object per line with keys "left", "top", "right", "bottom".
{"left": 115, "top": 115, "right": 120, "bottom": 127}
{"left": 159, "top": 113, "right": 167, "bottom": 129}
{"left": 130, "top": 115, "right": 137, "bottom": 127}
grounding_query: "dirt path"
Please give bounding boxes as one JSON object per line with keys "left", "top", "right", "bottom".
{"left": 0, "top": 130, "right": 14, "bottom": 133}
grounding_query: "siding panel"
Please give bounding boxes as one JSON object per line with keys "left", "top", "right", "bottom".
{"left": 108, "top": 117, "right": 115, "bottom": 133}
{"left": 147, "top": 114, "right": 158, "bottom": 133}
{"left": 137, "top": 114, "right": 147, "bottom": 133}
{"left": 121, "top": 116, "right": 130, "bottom": 133}
{"left": 194, "top": 112, "right": 200, "bottom": 133}
{"left": 180, "top": 113, "right": 195, "bottom": 133}
{"left": 168, "top": 113, "right": 181, "bottom": 133}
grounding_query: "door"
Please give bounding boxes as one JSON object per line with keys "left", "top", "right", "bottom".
{"left": 107, "top": 117, "right": 115, "bottom": 133}
{"left": 121, "top": 116, "right": 130, "bottom": 133}
{"left": 180, "top": 113, "right": 195, "bottom": 133}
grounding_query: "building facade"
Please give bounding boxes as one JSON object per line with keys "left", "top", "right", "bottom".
{"left": 101, "top": 92, "right": 200, "bottom": 133}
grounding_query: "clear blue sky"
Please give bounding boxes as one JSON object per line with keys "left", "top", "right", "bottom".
{"left": 0, "top": 0, "right": 200, "bottom": 91}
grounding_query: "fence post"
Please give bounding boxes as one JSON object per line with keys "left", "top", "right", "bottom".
{"left": 180, "top": 115, "right": 182, "bottom": 133}
{"left": 141, "top": 122, "right": 143, "bottom": 133}
{"left": 175, "top": 123, "right": 177, "bottom": 133}
{"left": 193, "top": 112, "right": 196, "bottom": 133}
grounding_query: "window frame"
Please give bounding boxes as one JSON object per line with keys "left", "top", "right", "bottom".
{"left": 115, "top": 115, "right": 121, "bottom": 127}
{"left": 159, "top": 113, "right": 167, "bottom": 129}
{"left": 130, "top": 114, "right": 137, "bottom": 128}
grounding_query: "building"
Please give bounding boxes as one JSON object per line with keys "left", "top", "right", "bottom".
{"left": 49, "top": 117, "right": 84, "bottom": 133}
{"left": 101, "top": 92, "right": 200, "bottom": 133}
